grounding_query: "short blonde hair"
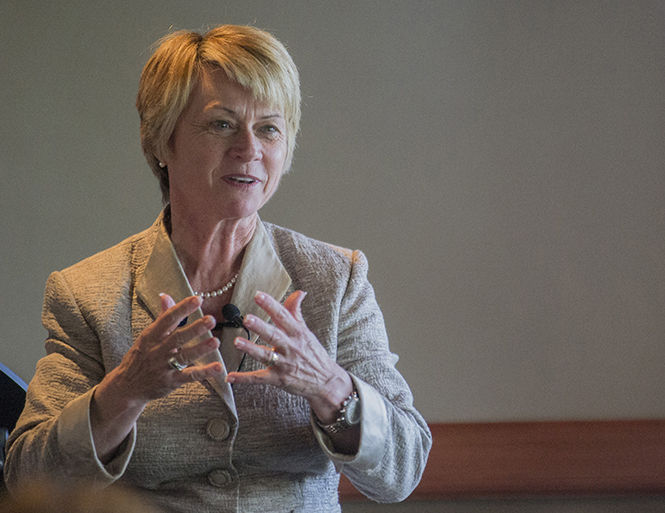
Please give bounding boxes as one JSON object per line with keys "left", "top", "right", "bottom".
{"left": 136, "top": 25, "right": 301, "bottom": 203}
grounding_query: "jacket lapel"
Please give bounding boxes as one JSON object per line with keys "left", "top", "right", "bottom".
{"left": 135, "top": 218, "right": 236, "bottom": 414}
{"left": 134, "top": 216, "right": 292, "bottom": 412}
{"left": 221, "top": 220, "right": 292, "bottom": 372}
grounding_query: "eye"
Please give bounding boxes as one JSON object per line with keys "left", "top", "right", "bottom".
{"left": 259, "top": 124, "right": 282, "bottom": 139}
{"left": 212, "top": 119, "right": 233, "bottom": 130}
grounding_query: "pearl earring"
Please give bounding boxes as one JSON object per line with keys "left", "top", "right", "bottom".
{"left": 158, "top": 161, "right": 166, "bottom": 169}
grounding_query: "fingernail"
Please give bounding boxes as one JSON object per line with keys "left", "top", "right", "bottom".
{"left": 255, "top": 291, "right": 265, "bottom": 302}
{"left": 234, "top": 338, "right": 245, "bottom": 348}
{"left": 244, "top": 315, "right": 255, "bottom": 326}
{"left": 225, "top": 375, "right": 235, "bottom": 383}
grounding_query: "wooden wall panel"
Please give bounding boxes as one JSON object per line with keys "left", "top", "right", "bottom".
{"left": 339, "top": 420, "right": 665, "bottom": 500}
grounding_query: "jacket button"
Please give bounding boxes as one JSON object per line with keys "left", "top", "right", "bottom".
{"left": 206, "top": 418, "right": 231, "bottom": 441}
{"left": 208, "top": 469, "right": 232, "bottom": 487}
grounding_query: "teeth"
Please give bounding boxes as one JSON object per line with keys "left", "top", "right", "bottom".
{"left": 230, "top": 176, "right": 254, "bottom": 183}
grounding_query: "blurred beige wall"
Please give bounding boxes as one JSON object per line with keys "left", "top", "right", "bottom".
{"left": 2, "top": 1, "right": 664, "bottom": 510}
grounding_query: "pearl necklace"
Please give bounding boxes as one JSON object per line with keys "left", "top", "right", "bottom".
{"left": 193, "top": 273, "right": 238, "bottom": 299}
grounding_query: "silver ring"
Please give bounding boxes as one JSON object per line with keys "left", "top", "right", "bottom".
{"left": 168, "top": 356, "right": 187, "bottom": 372}
{"left": 267, "top": 349, "right": 280, "bottom": 366}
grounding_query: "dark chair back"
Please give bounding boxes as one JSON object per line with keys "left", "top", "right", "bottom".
{"left": 1, "top": 362, "right": 28, "bottom": 489}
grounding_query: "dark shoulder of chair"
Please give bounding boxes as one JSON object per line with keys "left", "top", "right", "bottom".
{"left": 1, "top": 362, "right": 28, "bottom": 489}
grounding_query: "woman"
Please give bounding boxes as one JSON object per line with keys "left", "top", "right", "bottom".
{"left": 5, "top": 25, "right": 431, "bottom": 512}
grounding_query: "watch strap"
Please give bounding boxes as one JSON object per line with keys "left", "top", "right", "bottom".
{"left": 315, "top": 391, "right": 360, "bottom": 434}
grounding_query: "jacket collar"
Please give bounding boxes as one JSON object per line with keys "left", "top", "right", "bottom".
{"left": 220, "top": 219, "right": 293, "bottom": 372}
{"left": 136, "top": 212, "right": 292, "bottom": 410}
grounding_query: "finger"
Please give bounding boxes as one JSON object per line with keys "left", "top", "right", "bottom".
{"left": 159, "top": 293, "right": 177, "bottom": 313}
{"left": 233, "top": 337, "right": 277, "bottom": 365}
{"left": 179, "top": 361, "right": 223, "bottom": 383}
{"left": 153, "top": 295, "right": 203, "bottom": 337}
{"left": 165, "top": 314, "right": 216, "bottom": 351}
{"left": 160, "top": 294, "right": 188, "bottom": 328}
{"left": 242, "top": 314, "right": 287, "bottom": 349}
{"left": 225, "top": 367, "right": 273, "bottom": 385}
{"left": 253, "top": 291, "right": 300, "bottom": 335}
{"left": 175, "top": 337, "right": 220, "bottom": 366}
{"left": 283, "top": 290, "right": 307, "bottom": 323}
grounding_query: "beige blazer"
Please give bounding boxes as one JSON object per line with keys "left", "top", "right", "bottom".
{"left": 5, "top": 213, "right": 431, "bottom": 513}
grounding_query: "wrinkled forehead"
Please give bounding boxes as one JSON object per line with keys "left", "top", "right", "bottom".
{"left": 184, "top": 68, "right": 284, "bottom": 122}
{"left": 195, "top": 63, "right": 285, "bottom": 116}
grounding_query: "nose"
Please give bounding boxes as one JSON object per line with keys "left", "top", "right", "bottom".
{"left": 230, "top": 129, "right": 261, "bottom": 162}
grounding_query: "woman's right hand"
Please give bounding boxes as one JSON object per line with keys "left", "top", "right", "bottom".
{"left": 109, "top": 293, "right": 222, "bottom": 401}
{"left": 90, "top": 294, "right": 222, "bottom": 462}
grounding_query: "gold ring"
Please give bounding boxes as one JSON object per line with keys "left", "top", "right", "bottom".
{"left": 267, "top": 349, "right": 280, "bottom": 366}
{"left": 168, "top": 356, "right": 187, "bottom": 372}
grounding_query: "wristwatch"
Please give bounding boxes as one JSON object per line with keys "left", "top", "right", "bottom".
{"left": 315, "top": 390, "right": 361, "bottom": 434}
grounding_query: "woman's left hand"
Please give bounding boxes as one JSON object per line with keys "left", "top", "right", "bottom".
{"left": 226, "top": 290, "right": 353, "bottom": 424}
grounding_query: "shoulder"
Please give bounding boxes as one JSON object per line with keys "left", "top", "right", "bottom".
{"left": 261, "top": 222, "right": 371, "bottom": 296}
{"left": 52, "top": 221, "right": 159, "bottom": 298}
{"left": 62, "top": 223, "right": 156, "bottom": 276}
{"left": 263, "top": 222, "right": 358, "bottom": 268}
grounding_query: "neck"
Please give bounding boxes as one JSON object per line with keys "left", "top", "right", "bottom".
{"left": 168, "top": 206, "right": 257, "bottom": 292}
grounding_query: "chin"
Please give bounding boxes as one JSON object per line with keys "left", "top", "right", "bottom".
{"left": 216, "top": 204, "right": 262, "bottom": 222}
{"left": 203, "top": 192, "right": 272, "bottom": 222}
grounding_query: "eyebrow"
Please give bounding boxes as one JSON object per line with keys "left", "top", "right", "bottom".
{"left": 209, "top": 105, "right": 284, "bottom": 120}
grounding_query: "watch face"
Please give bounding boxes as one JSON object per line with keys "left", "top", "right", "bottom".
{"left": 345, "top": 395, "right": 361, "bottom": 425}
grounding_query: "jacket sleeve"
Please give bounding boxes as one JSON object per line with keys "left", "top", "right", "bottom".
{"left": 310, "top": 250, "right": 432, "bottom": 502}
{"left": 4, "top": 271, "right": 135, "bottom": 492}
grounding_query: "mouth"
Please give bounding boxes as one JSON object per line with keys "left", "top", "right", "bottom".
{"left": 224, "top": 175, "right": 261, "bottom": 186}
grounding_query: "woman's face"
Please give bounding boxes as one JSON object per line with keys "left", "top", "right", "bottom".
{"left": 165, "top": 67, "right": 288, "bottom": 222}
